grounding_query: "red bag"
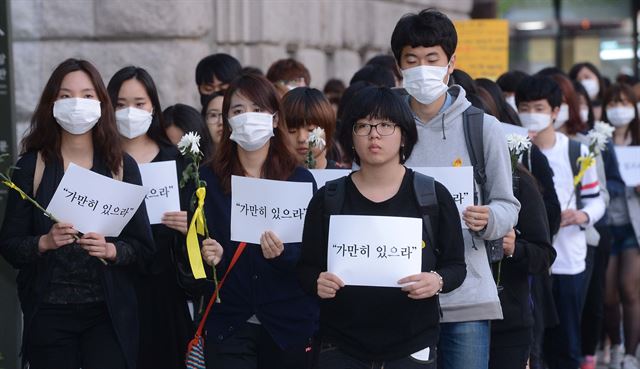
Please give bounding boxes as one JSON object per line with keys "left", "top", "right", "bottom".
{"left": 186, "top": 242, "right": 247, "bottom": 369}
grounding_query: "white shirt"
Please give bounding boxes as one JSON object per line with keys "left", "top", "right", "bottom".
{"left": 540, "top": 132, "right": 605, "bottom": 275}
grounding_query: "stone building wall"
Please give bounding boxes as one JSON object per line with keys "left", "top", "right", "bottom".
{"left": 11, "top": 0, "right": 472, "bottom": 136}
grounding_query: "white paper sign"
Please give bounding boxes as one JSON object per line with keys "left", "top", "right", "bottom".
{"left": 46, "top": 163, "right": 149, "bottom": 237}
{"left": 501, "top": 122, "right": 529, "bottom": 138}
{"left": 309, "top": 169, "right": 351, "bottom": 189}
{"left": 615, "top": 146, "right": 640, "bottom": 187}
{"left": 327, "top": 215, "right": 422, "bottom": 287}
{"left": 411, "top": 166, "right": 474, "bottom": 229}
{"left": 231, "top": 175, "right": 313, "bottom": 244}
{"left": 139, "top": 161, "right": 181, "bottom": 224}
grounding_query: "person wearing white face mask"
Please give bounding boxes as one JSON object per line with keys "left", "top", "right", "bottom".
{"left": 107, "top": 66, "right": 203, "bottom": 369}
{"left": 0, "top": 59, "right": 155, "bottom": 369}
{"left": 516, "top": 75, "right": 605, "bottom": 369}
{"left": 199, "top": 74, "right": 318, "bottom": 369}
{"left": 570, "top": 62, "right": 605, "bottom": 121}
{"left": 390, "top": 9, "right": 521, "bottom": 369}
{"left": 601, "top": 83, "right": 640, "bottom": 369}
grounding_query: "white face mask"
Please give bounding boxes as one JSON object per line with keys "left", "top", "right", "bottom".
{"left": 402, "top": 65, "right": 449, "bottom": 105}
{"left": 606, "top": 106, "right": 635, "bottom": 127}
{"left": 506, "top": 95, "right": 517, "bottom": 112}
{"left": 519, "top": 112, "right": 552, "bottom": 133}
{"left": 581, "top": 79, "right": 600, "bottom": 100}
{"left": 554, "top": 103, "right": 569, "bottom": 129}
{"left": 53, "top": 98, "right": 101, "bottom": 135}
{"left": 115, "top": 107, "right": 153, "bottom": 139}
{"left": 228, "top": 112, "right": 275, "bottom": 151}
{"left": 580, "top": 108, "right": 589, "bottom": 123}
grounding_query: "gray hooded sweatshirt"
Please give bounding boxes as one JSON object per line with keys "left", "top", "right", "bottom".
{"left": 405, "top": 85, "right": 521, "bottom": 322}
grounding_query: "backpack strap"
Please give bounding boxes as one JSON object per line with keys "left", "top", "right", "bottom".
{"left": 413, "top": 172, "right": 440, "bottom": 256}
{"left": 462, "top": 106, "right": 487, "bottom": 204}
{"left": 568, "top": 139, "right": 583, "bottom": 209}
{"left": 324, "top": 177, "right": 347, "bottom": 217}
{"left": 33, "top": 151, "right": 45, "bottom": 197}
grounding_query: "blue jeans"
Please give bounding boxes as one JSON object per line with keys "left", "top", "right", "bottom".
{"left": 437, "top": 321, "right": 490, "bottom": 369}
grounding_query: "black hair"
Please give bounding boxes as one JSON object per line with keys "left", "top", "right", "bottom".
{"left": 349, "top": 64, "right": 396, "bottom": 88}
{"left": 163, "top": 103, "right": 214, "bottom": 160}
{"left": 450, "top": 69, "right": 477, "bottom": 93}
{"left": 568, "top": 62, "right": 605, "bottom": 103}
{"left": 200, "top": 91, "right": 226, "bottom": 118}
{"left": 496, "top": 70, "right": 528, "bottom": 93}
{"left": 365, "top": 54, "right": 403, "bottom": 83}
{"left": 536, "top": 66, "right": 567, "bottom": 77}
{"left": 476, "top": 78, "right": 521, "bottom": 125}
{"left": 390, "top": 8, "right": 457, "bottom": 64}
{"left": 242, "top": 66, "right": 264, "bottom": 76}
{"left": 339, "top": 86, "right": 417, "bottom": 165}
{"left": 195, "top": 53, "right": 242, "bottom": 86}
{"left": 515, "top": 75, "right": 562, "bottom": 109}
{"left": 466, "top": 93, "right": 487, "bottom": 112}
{"left": 107, "top": 66, "right": 172, "bottom": 146}
{"left": 573, "top": 80, "right": 595, "bottom": 129}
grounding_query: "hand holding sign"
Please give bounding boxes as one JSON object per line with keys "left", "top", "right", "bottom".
{"left": 260, "top": 231, "right": 284, "bottom": 259}
{"left": 77, "top": 232, "right": 117, "bottom": 261}
{"left": 462, "top": 205, "right": 490, "bottom": 231}
{"left": 317, "top": 272, "right": 345, "bottom": 299}
{"left": 162, "top": 211, "right": 188, "bottom": 235}
{"left": 399, "top": 272, "right": 443, "bottom": 299}
{"left": 38, "top": 222, "right": 78, "bottom": 253}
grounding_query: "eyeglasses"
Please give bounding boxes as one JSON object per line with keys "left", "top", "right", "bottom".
{"left": 352, "top": 122, "right": 398, "bottom": 136}
{"left": 206, "top": 111, "right": 222, "bottom": 124}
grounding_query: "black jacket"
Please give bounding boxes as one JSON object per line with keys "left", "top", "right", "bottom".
{"left": 491, "top": 167, "right": 556, "bottom": 344}
{"left": 0, "top": 151, "right": 154, "bottom": 369}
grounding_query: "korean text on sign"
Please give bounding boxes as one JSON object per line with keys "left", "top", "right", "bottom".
{"left": 327, "top": 215, "right": 423, "bottom": 288}
{"left": 230, "top": 175, "right": 314, "bottom": 244}
{"left": 46, "top": 163, "right": 149, "bottom": 237}
{"left": 411, "top": 166, "right": 473, "bottom": 229}
{"left": 139, "top": 161, "right": 181, "bottom": 224}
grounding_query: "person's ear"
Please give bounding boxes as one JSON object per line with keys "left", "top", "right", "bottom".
{"left": 448, "top": 54, "right": 456, "bottom": 74}
{"left": 550, "top": 105, "right": 560, "bottom": 121}
{"left": 273, "top": 112, "right": 279, "bottom": 128}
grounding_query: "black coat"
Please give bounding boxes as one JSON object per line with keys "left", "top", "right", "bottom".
{"left": 491, "top": 167, "right": 557, "bottom": 345}
{"left": 0, "top": 151, "right": 154, "bottom": 369}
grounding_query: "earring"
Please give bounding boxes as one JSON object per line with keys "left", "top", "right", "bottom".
{"left": 401, "top": 145, "right": 405, "bottom": 162}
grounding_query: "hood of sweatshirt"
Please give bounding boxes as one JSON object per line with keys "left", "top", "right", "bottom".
{"left": 414, "top": 85, "right": 472, "bottom": 140}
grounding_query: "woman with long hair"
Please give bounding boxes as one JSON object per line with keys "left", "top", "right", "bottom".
{"left": 199, "top": 73, "right": 318, "bottom": 368}
{"left": 0, "top": 58, "right": 154, "bottom": 369}
{"left": 107, "top": 66, "right": 196, "bottom": 369}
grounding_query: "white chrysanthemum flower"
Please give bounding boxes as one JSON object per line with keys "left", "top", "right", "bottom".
{"left": 506, "top": 134, "right": 531, "bottom": 156}
{"left": 308, "top": 127, "right": 326, "bottom": 149}
{"left": 178, "top": 132, "right": 201, "bottom": 156}
{"left": 593, "top": 121, "right": 615, "bottom": 139}
{"left": 587, "top": 130, "right": 608, "bottom": 155}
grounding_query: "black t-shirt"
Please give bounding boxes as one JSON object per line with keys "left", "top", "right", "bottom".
{"left": 297, "top": 168, "right": 466, "bottom": 361}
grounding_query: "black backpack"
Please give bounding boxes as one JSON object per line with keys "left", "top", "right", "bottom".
{"left": 323, "top": 172, "right": 440, "bottom": 255}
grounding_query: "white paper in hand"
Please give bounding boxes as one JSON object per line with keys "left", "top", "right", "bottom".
{"left": 46, "top": 163, "right": 149, "bottom": 237}
{"left": 327, "top": 215, "right": 422, "bottom": 287}
{"left": 139, "top": 161, "right": 181, "bottom": 224}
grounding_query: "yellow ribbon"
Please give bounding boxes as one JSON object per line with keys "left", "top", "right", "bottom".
{"left": 573, "top": 155, "right": 596, "bottom": 187}
{"left": 186, "top": 187, "right": 207, "bottom": 279}
{"left": 2, "top": 180, "right": 28, "bottom": 200}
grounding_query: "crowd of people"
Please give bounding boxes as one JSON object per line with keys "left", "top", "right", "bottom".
{"left": 1, "top": 7, "right": 640, "bottom": 369}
